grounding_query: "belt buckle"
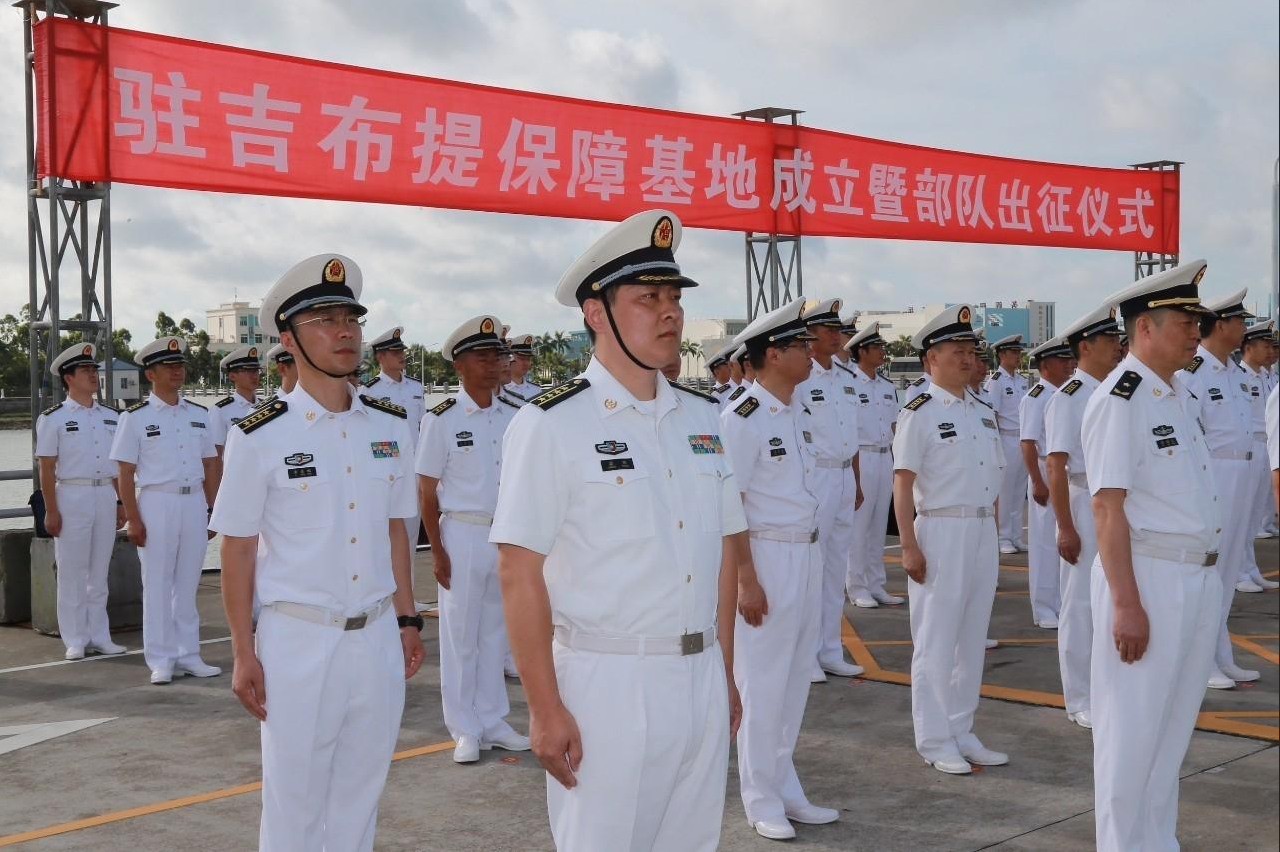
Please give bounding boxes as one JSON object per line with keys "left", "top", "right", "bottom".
{"left": 1203, "top": 552, "right": 1219, "bottom": 567}
{"left": 809, "top": 529, "right": 819, "bottom": 543}
{"left": 680, "top": 632, "right": 704, "bottom": 656}
{"left": 344, "top": 614, "right": 368, "bottom": 631}
{"left": 179, "top": 486, "right": 192, "bottom": 495}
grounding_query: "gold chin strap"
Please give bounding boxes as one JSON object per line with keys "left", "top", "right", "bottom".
{"left": 1146, "top": 296, "right": 1202, "bottom": 308}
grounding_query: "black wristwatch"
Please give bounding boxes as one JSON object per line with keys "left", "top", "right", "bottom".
{"left": 397, "top": 614, "right": 425, "bottom": 631}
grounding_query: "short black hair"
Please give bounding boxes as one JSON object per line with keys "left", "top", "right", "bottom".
{"left": 1197, "top": 314, "right": 1219, "bottom": 339}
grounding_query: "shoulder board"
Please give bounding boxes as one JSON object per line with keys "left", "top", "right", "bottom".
{"left": 429, "top": 397, "right": 456, "bottom": 416}
{"left": 498, "top": 395, "right": 521, "bottom": 409}
{"left": 671, "top": 381, "right": 718, "bottom": 404}
{"left": 833, "top": 361, "right": 857, "bottom": 376}
{"left": 531, "top": 378, "right": 590, "bottom": 411}
{"left": 713, "top": 383, "right": 729, "bottom": 394}
{"left": 237, "top": 399, "right": 288, "bottom": 434}
{"left": 41, "top": 402, "right": 63, "bottom": 416}
{"left": 1109, "top": 370, "right": 1142, "bottom": 400}
{"left": 185, "top": 399, "right": 207, "bottom": 411}
{"left": 125, "top": 399, "right": 149, "bottom": 413}
{"left": 407, "top": 375, "right": 422, "bottom": 385}
{"left": 363, "top": 376, "right": 381, "bottom": 388}
{"left": 215, "top": 396, "right": 235, "bottom": 408}
{"left": 1186, "top": 355, "right": 1204, "bottom": 374}
{"left": 360, "top": 394, "right": 407, "bottom": 418}
{"left": 1060, "top": 378, "right": 1084, "bottom": 396}
{"left": 503, "top": 387, "right": 529, "bottom": 402}
{"left": 910, "top": 376, "right": 928, "bottom": 387}
{"left": 903, "top": 392, "right": 932, "bottom": 412}
{"left": 1027, "top": 384, "right": 1044, "bottom": 398}
{"left": 727, "top": 386, "right": 746, "bottom": 401}
{"left": 967, "top": 390, "right": 992, "bottom": 409}
{"left": 734, "top": 396, "right": 760, "bottom": 418}
{"left": 98, "top": 402, "right": 119, "bottom": 413}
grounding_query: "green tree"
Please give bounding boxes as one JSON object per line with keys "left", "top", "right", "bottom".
{"left": 885, "top": 334, "right": 916, "bottom": 359}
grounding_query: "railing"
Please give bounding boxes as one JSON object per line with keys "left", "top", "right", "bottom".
{"left": 0, "top": 468, "right": 34, "bottom": 520}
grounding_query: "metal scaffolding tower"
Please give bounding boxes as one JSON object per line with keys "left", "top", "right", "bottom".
{"left": 18, "top": 0, "right": 118, "bottom": 443}
{"left": 735, "top": 107, "right": 804, "bottom": 321}
{"left": 1130, "top": 160, "right": 1181, "bottom": 280}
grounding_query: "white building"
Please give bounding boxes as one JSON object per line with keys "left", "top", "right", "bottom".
{"left": 206, "top": 301, "right": 279, "bottom": 357}
{"left": 98, "top": 358, "right": 140, "bottom": 403}
{"left": 855, "top": 300, "right": 1055, "bottom": 348}
{"left": 680, "top": 317, "right": 749, "bottom": 379}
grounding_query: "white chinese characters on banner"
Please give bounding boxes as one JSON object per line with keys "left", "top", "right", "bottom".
{"left": 113, "top": 68, "right": 206, "bottom": 158}
{"left": 1118, "top": 189, "right": 1155, "bottom": 238}
{"left": 705, "top": 143, "right": 760, "bottom": 209}
{"left": 567, "top": 130, "right": 628, "bottom": 200}
{"left": 641, "top": 135, "right": 696, "bottom": 205}
{"left": 318, "top": 95, "right": 401, "bottom": 181}
{"left": 498, "top": 119, "right": 559, "bottom": 194}
{"left": 1077, "top": 187, "right": 1113, "bottom": 237}
{"left": 822, "top": 160, "right": 864, "bottom": 216}
{"left": 413, "top": 108, "right": 483, "bottom": 187}
{"left": 218, "top": 83, "right": 301, "bottom": 173}
{"left": 998, "top": 179, "right": 1033, "bottom": 232}
{"left": 868, "top": 164, "right": 908, "bottom": 222}
{"left": 771, "top": 148, "right": 816, "bottom": 213}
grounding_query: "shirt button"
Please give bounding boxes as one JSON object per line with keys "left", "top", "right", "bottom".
{"left": 341, "top": 431, "right": 347, "bottom": 438}
{"left": 299, "top": 483, "right": 308, "bottom": 491}
{"left": 352, "top": 574, "right": 358, "bottom": 581}
{"left": 686, "top": 574, "right": 692, "bottom": 583}
{"left": 349, "top": 502, "right": 355, "bottom": 509}
{"left": 347, "top": 466, "right": 352, "bottom": 473}
{"left": 350, "top": 536, "right": 357, "bottom": 543}
{"left": 667, "top": 469, "right": 672, "bottom": 478}
{"left": 678, "top": 520, "right": 684, "bottom": 529}
{"left": 615, "top": 476, "right": 624, "bottom": 485}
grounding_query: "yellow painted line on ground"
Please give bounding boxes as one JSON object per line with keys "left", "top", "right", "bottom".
{"left": 842, "top": 616, "right": 1278, "bottom": 741}
{"left": 1236, "top": 634, "right": 1278, "bottom": 640}
{"left": 996, "top": 590, "right": 1029, "bottom": 597}
{"left": 1231, "top": 635, "right": 1280, "bottom": 666}
{"left": 0, "top": 740, "right": 454, "bottom": 848}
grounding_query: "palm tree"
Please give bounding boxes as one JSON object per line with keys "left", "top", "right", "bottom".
{"left": 886, "top": 334, "right": 915, "bottom": 358}
{"left": 679, "top": 339, "right": 704, "bottom": 379}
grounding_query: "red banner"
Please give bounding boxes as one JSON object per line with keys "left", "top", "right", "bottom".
{"left": 35, "top": 17, "right": 1178, "bottom": 253}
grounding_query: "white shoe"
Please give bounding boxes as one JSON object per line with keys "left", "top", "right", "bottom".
{"left": 1258, "top": 577, "right": 1280, "bottom": 590}
{"left": 453, "top": 735, "right": 481, "bottom": 763}
{"left": 749, "top": 819, "right": 796, "bottom": 840}
{"left": 872, "top": 591, "right": 904, "bottom": 605}
{"left": 784, "top": 803, "right": 839, "bottom": 824}
{"left": 1014, "top": 542, "right": 1029, "bottom": 553}
{"left": 999, "top": 542, "right": 1018, "bottom": 555}
{"left": 175, "top": 661, "right": 222, "bottom": 678}
{"left": 926, "top": 755, "right": 972, "bottom": 775}
{"left": 820, "top": 659, "right": 865, "bottom": 678}
{"left": 1220, "top": 663, "right": 1260, "bottom": 683}
{"left": 853, "top": 597, "right": 879, "bottom": 609}
{"left": 88, "top": 640, "right": 126, "bottom": 655}
{"left": 64, "top": 646, "right": 85, "bottom": 661}
{"left": 149, "top": 669, "right": 172, "bottom": 685}
{"left": 810, "top": 670, "right": 829, "bottom": 684}
{"left": 960, "top": 744, "right": 1009, "bottom": 766}
{"left": 482, "top": 730, "right": 531, "bottom": 751}
{"left": 504, "top": 667, "right": 521, "bottom": 680}
{"left": 1207, "top": 669, "right": 1236, "bottom": 690}
{"left": 1236, "top": 579, "right": 1265, "bottom": 593}
{"left": 1068, "top": 710, "right": 1093, "bottom": 729}
{"left": 1036, "top": 618, "right": 1059, "bottom": 629}
{"left": 985, "top": 638, "right": 999, "bottom": 650}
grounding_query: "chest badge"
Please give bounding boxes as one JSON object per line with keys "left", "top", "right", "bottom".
{"left": 284, "top": 452, "right": 314, "bottom": 466}
{"left": 686, "top": 435, "right": 723, "bottom": 455}
{"left": 1152, "top": 425, "right": 1174, "bottom": 437}
{"left": 370, "top": 441, "right": 400, "bottom": 458}
{"left": 595, "top": 440, "right": 629, "bottom": 455}
{"left": 769, "top": 437, "right": 783, "bottom": 447}
{"left": 456, "top": 431, "right": 473, "bottom": 440}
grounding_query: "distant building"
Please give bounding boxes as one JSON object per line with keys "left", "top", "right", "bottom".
{"left": 856, "top": 300, "right": 1055, "bottom": 348}
{"left": 206, "top": 300, "right": 278, "bottom": 357}
{"left": 98, "top": 358, "right": 140, "bottom": 403}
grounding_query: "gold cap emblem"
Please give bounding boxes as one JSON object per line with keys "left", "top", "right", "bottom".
{"left": 167, "top": 339, "right": 180, "bottom": 352}
{"left": 323, "top": 258, "right": 345, "bottom": 284}
{"left": 481, "top": 318, "right": 495, "bottom": 334}
{"left": 82, "top": 344, "right": 92, "bottom": 356}
{"left": 652, "top": 217, "right": 674, "bottom": 249}
{"left": 958, "top": 306, "right": 972, "bottom": 323}
{"left": 248, "top": 347, "right": 258, "bottom": 357}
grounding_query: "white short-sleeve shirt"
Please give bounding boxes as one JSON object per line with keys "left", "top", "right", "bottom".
{"left": 849, "top": 362, "right": 897, "bottom": 448}
{"left": 1177, "top": 346, "right": 1252, "bottom": 455}
{"left": 415, "top": 388, "right": 515, "bottom": 514}
{"left": 1044, "top": 369, "right": 1100, "bottom": 475}
{"left": 719, "top": 381, "right": 820, "bottom": 533}
{"left": 1082, "top": 353, "right": 1220, "bottom": 553}
{"left": 1018, "top": 378, "right": 1060, "bottom": 456}
{"left": 892, "top": 384, "right": 1005, "bottom": 511}
{"left": 490, "top": 359, "right": 747, "bottom": 638}
{"left": 985, "top": 366, "right": 1028, "bottom": 433}
{"left": 34, "top": 397, "right": 119, "bottom": 479}
{"left": 109, "top": 393, "right": 216, "bottom": 488}
{"left": 365, "top": 372, "right": 426, "bottom": 441}
{"left": 1266, "top": 384, "right": 1279, "bottom": 472}
{"left": 794, "top": 359, "right": 860, "bottom": 463}
{"left": 209, "top": 390, "right": 259, "bottom": 447}
{"left": 208, "top": 383, "right": 417, "bottom": 614}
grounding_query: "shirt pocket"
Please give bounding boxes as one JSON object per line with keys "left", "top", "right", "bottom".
{"left": 692, "top": 460, "right": 728, "bottom": 533}
{"left": 580, "top": 462, "right": 655, "bottom": 542}
{"left": 273, "top": 467, "right": 334, "bottom": 530}
{"left": 1145, "top": 427, "right": 1197, "bottom": 493}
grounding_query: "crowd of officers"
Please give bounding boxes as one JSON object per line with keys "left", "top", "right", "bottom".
{"left": 31, "top": 205, "right": 1280, "bottom": 851}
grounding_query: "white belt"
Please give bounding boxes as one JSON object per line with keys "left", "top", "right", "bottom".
{"left": 554, "top": 625, "right": 716, "bottom": 657}
{"left": 265, "top": 596, "right": 393, "bottom": 631}
{"left": 999, "top": 428, "right": 1019, "bottom": 437}
{"left": 859, "top": 445, "right": 891, "bottom": 454}
{"left": 1209, "top": 449, "right": 1252, "bottom": 461}
{"left": 57, "top": 477, "right": 114, "bottom": 487}
{"left": 1253, "top": 432, "right": 1267, "bottom": 442}
{"left": 918, "top": 505, "right": 993, "bottom": 519}
{"left": 1068, "top": 472, "right": 1089, "bottom": 489}
{"left": 815, "top": 458, "right": 853, "bottom": 469}
{"left": 1131, "top": 541, "right": 1218, "bottom": 568}
{"left": 142, "top": 482, "right": 203, "bottom": 494}
{"left": 443, "top": 510, "right": 494, "bottom": 526}
{"left": 749, "top": 528, "right": 819, "bottom": 544}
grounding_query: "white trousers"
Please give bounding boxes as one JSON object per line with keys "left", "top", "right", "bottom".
{"left": 812, "top": 466, "right": 857, "bottom": 668}
{"left": 909, "top": 515, "right": 998, "bottom": 762}
{"left": 736, "top": 537, "right": 821, "bottom": 823}
{"left": 548, "top": 639, "right": 729, "bottom": 852}
{"left": 847, "top": 449, "right": 893, "bottom": 601}
{"left": 256, "top": 605, "right": 405, "bottom": 852}
{"left": 1207, "top": 456, "right": 1250, "bottom": 670}
{"left": 997, "top": 433, "right": 1027, "bottom": 547}
{"left": 1091, "top": 556, "right": 1220, "bottom": 852}
{"left": 1058, "top": 483, "right": 1095, "bottom": 715}
{"left": 1027, "top": 457, "right": 1061, "bottom": 624}
{"left": 52, "top": 483, "right": 117, "bottom": 650}
{"left": 136, "top": 489, "right": 207, "bottom": 673}
{"left": 438, "top": 516, "right": 512, "bottom": 742}
{"left": 1239, "top": 440, "right": 1270, "bottom": 582}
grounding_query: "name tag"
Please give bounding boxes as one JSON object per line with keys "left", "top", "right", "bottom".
{"left": 601, "top": 458, "right": 634, "bottom": 471}
{"left": 1156, "top": 437, "right": 1178, "bottom": 450}
{"left": 190, "top": 421, "right": 206, "bottom": 428}
{"left": 103, "top": 419, "right": 117, "bottom": 426}
{"left": 456, "top": 440, "right": 474, "bottom": 447}
{"left": 65, "top": 421, "right": 79, "bottom": 432}
{"left": 939, "top": 431, "right": 957, "bottom": 440}
{"left": 287, "top": 467, "right": 318, "bottom": 479}
{"left": 770, "top": 447, "right": 787, "bottom": 458}
{"left": 145, "top": 429, "right": 161, "bottom": 437}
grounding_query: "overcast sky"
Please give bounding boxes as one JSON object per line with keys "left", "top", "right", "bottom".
{"left": 1, "top": 0, "right": 1276, "bottom": 349}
